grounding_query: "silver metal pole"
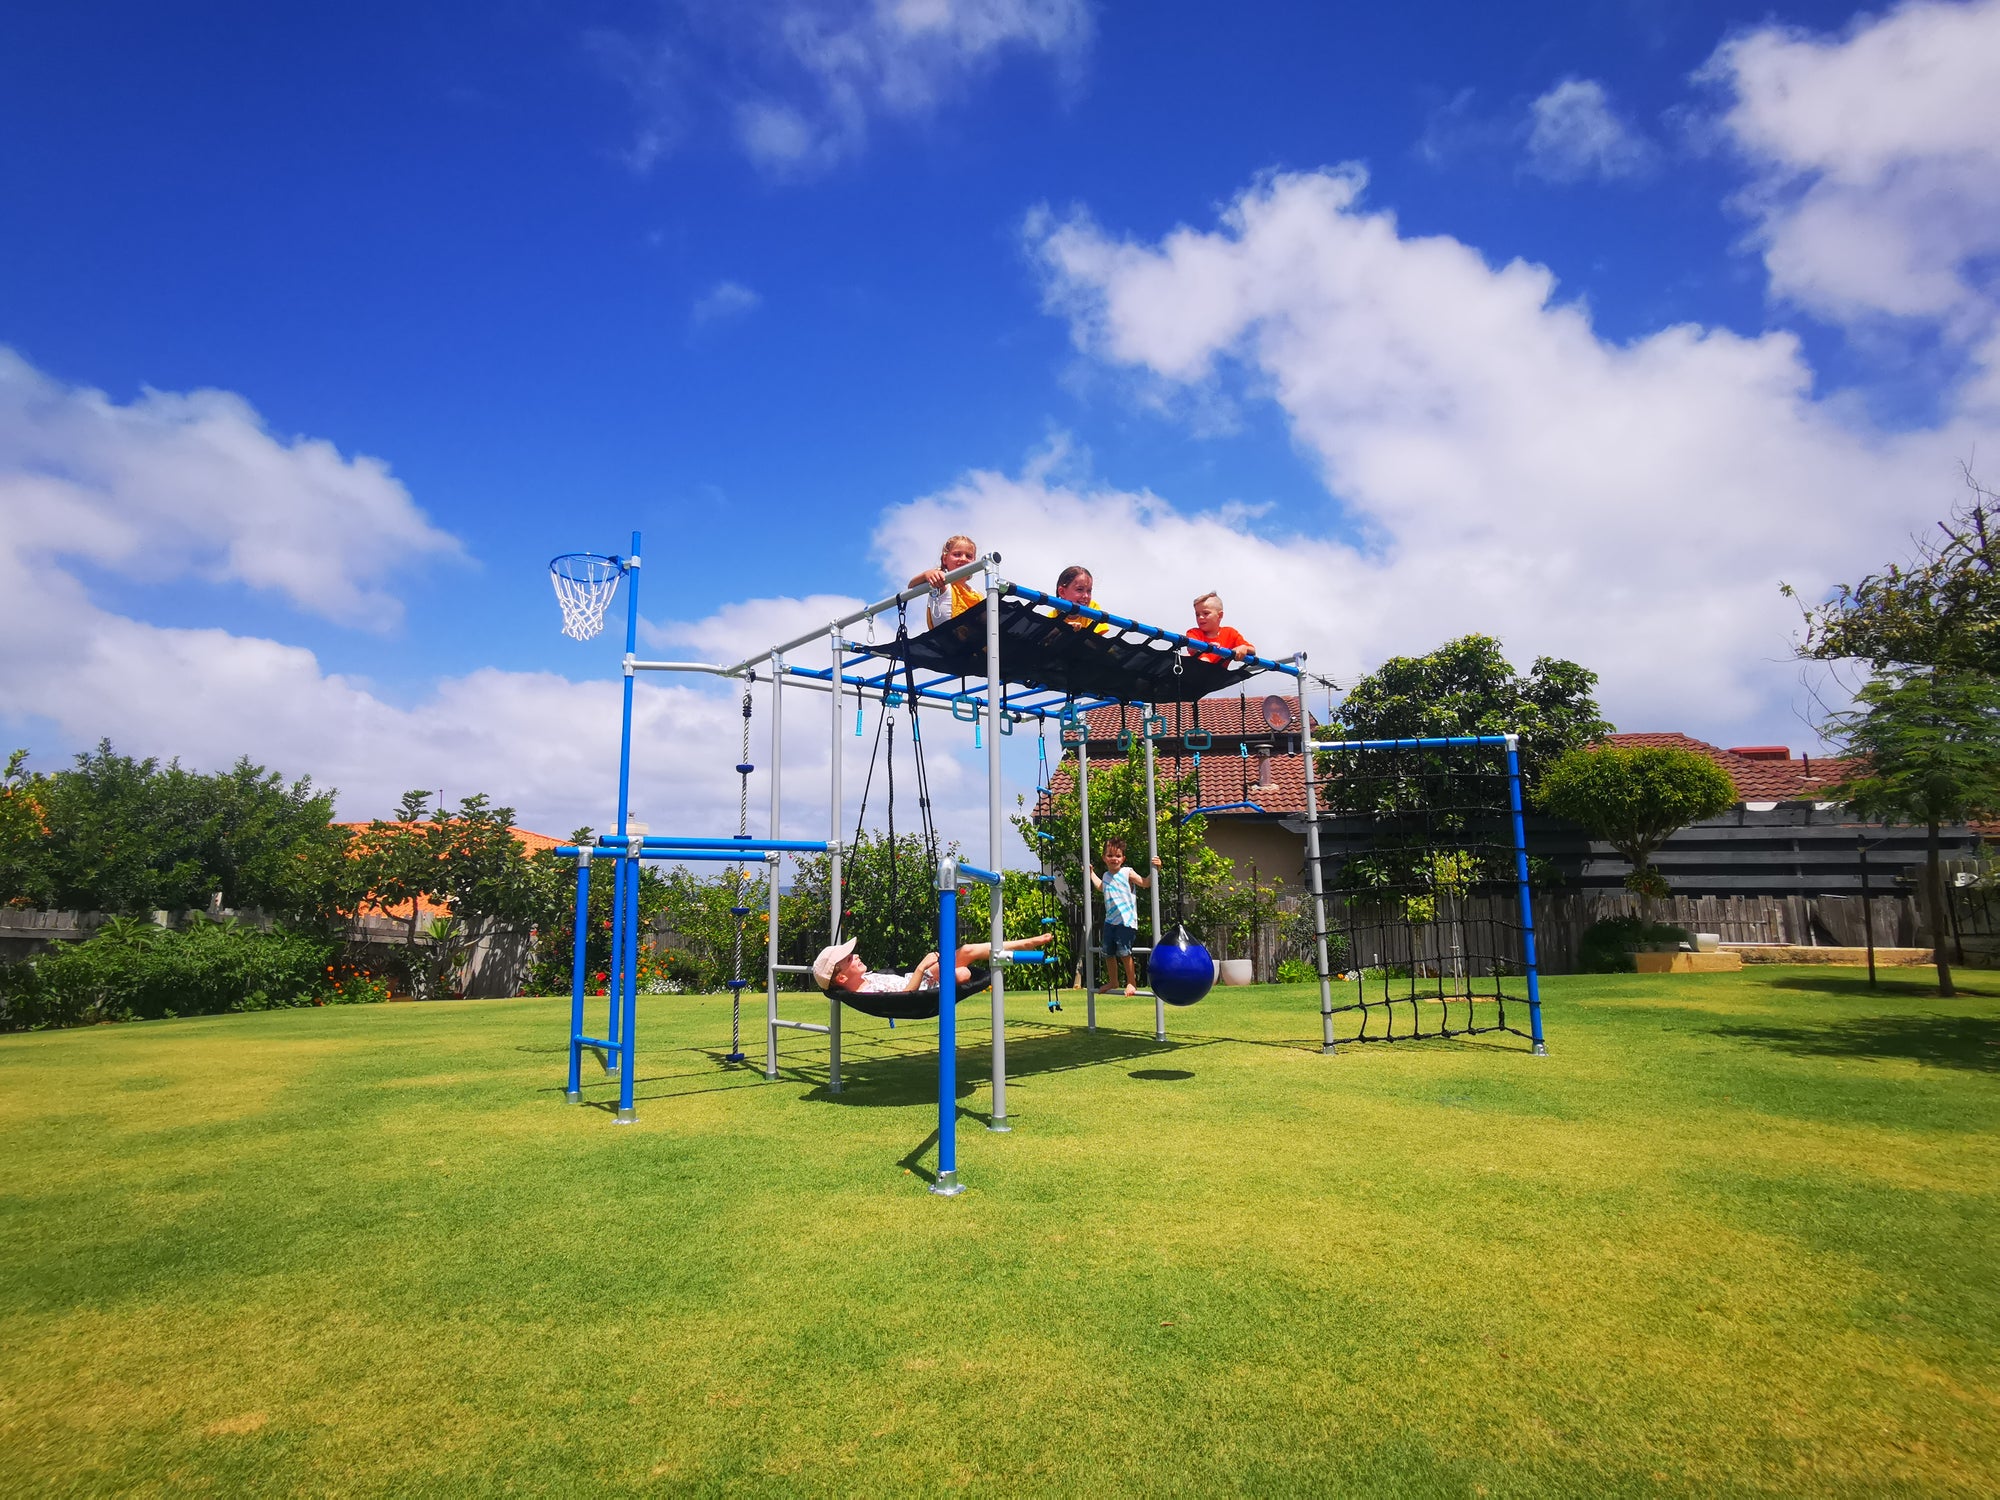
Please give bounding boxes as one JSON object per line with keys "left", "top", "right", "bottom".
{"left": 1296, "top": 655, "right": 1337, "bottom": 1054}
{"left": 1079, "top": 728, "right": 1095, "bottom": 1032}
{"left": 1144, "top": 718, "right": 1165, "bottom": 1042}
{"left": 725, "top": 554, "right": 993, "bottom": 676}
{"left": 765, "top": 653, "right": 784, "bottom": 1079}
{"left": 985, "top": 563, "right": 1010, "bottom": 1131}
{"left": 828, "top": 626, "right": 843, "bottom": 1094}
{"left": 626, "top": 660, "right": 739, "bottom": 676}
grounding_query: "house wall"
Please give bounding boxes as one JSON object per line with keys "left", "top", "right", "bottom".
{"left": 1201, "top": 820, "right": 1309, "bottom": 890}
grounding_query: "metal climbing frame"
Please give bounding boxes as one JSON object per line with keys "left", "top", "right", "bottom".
{"left": 552, "top": 536, "right": 1324, "bottom": 1190}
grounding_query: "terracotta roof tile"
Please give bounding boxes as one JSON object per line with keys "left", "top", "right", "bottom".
{"left": 1603, "top": 732, "right": 1859, "bottom": 802}
{"left": 1039, "top": 717, "right": 1860, "bottom": 822}
{"left": 1044, "top": 695, "right": 1318, "bottom": 816}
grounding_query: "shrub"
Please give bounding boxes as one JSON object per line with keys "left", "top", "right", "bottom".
{"left": 1578, "top": 915, "right": 1693, "bottom": 974}
{"left": 324, "top": 968, "right": 393, "bottom": 1005}
{"left": 1536, "top": 747, "right": 1736, "bottom": 900}
{"left": 0, "top": 920, "right": 349, "bottom": 1031}
{"left": 1275, "top": 957, "right": 1320, "bottom": 985}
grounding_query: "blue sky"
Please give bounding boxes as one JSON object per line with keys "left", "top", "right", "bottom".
{"left": 4, "top": 1, "right": 1999, "bottom": 839}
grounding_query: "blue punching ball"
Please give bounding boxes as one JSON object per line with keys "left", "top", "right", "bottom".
{"left": 1148, "top": 925, "right": 1214, "bottom": 1007}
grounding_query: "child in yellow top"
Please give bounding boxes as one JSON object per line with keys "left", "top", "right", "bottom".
{"left": 911, "top": 535, "right": 981, "bottom": 630}
{"left": 1056, "top": 564, "right": 1111, "bottom": 633}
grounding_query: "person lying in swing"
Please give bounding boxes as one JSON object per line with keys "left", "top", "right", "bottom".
{"left": 812, "top": 932, "right": 1055, "bottom": 995}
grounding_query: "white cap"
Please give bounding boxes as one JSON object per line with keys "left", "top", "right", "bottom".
{"left": 812, "top": 938, "right": 858, "bottom": 989}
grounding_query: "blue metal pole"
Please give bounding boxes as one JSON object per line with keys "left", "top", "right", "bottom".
{"left": 606, "top": 535, "right": 641, "bottom": 1065}
{"left": 931, "top": 860, "right": 964, "bottom": 1196}
{"left": 605, "top": 852, "right": 624, "bottom": 1059}
{"left": 616, "top": 530, "right": 641, "bottom": 839}
{"left": 1503, "top": 737, "right": 1548, "bottom": 1055}
{"left": 602, "top": 835, "right": 831, "bottom": 852}
{"left": 565, "top": 850, "right": 592, "bottom": 1102}
{"left": 617, "top": 853, "right": 641, "bottom": 1121}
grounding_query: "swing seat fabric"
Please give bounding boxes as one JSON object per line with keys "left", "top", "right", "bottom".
{"left": 861, "top": 599, "right": 1255, "bottom": 704}
{"left": 822, "top": 969, "right": 994, "bottom": 1021}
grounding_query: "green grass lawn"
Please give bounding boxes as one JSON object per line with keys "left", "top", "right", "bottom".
{"left": 2, "top": 968, "right": 1996, "bottom": 1496}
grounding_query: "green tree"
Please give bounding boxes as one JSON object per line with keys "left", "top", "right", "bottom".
{"left": 23, "top": 742, "right": 351, "bottom": 923}
{"left": 523, "top": 832, "right": 672, "bottom": 995}
{"left": 350, "top": 790, "right": 442, "bottom": 946}
{"left": 35, "top": 743, "right": 208, "bottom": 913}
{"left": 1535, "top": 745, "right": 1737, "bottom": 905}
{"left": 183, "top": 758, "right": 352, "bottom": 929}
{"left": 1325, "top": 634, "right": 1612, "bottom": 798}
{"left": 0, "top": 751, "right": 55, "bottom": 908}
{"left": 427, "top": 795, "right": 539, "bottom": 931}
{"left": 1318, "top": 637, "right": 1610, "bottom": 902}
{"left": 1823, "top": 669, "right": 2000, "bottom": 997}
{"left": 353, "top": 792, "right": 542, "bottom": 998}
{"left": 1789, "top": 473, "right": 2000, "bottom": 672}
{"left": 787, "top": 832, "right": 942, "bottom": 975}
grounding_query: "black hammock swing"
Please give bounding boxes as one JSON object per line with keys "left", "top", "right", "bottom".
{"left": 859, "top": 597, "right": 1258, "bottom": 704}
{"left": 824, "top": 604, "right": 992, "bottom": 1023}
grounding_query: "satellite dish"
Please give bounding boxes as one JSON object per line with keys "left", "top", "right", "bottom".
{"left": 1260, "top": 694, "right": 1293, "bottom": 732}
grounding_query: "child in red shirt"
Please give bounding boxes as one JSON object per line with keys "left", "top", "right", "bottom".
{"left": 1188, "top": 592, "right": 1254, "bottom": 662}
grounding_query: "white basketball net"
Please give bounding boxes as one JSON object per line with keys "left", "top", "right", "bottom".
{"left": 550, "top": 553, "right": 623, "bottom": 641}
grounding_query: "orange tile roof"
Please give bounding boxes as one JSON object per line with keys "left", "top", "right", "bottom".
{"left": 1044, "top": 695, "right": 1318, "bottom": 816}
{"left": 1039, "top": 712, "right": 1858, "bottom": 819}
{"left": 1601, "top": 733, "right": 1860, "bottom": 802}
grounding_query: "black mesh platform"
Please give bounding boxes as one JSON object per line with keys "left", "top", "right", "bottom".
{"left": 861, "top": 599, "right": 1259, "bottom": 704}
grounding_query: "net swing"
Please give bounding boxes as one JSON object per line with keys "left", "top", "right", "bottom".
{"left": 549, "top": 553, "right": 625, "bottom": 641}
{"left": 825, "top": 605, "right": 994, "bottom": 1022}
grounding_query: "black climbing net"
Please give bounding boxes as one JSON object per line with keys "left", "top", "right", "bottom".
{"left": 1305, "top": 740, "right": 1539, "bottom": 1045}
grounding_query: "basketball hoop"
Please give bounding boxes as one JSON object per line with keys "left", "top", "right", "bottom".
{"left": 550, "top": 553, "right": 625, "bottom": 641}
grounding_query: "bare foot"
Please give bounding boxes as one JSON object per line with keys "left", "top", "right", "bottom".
{"left": 1124, "top": 983, "right": 1137, "bottom": 997}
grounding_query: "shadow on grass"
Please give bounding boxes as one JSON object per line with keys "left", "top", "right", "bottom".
{"left": 1761, "top": 971, "right": 2000, "bottom": 1000}
{"left": 898, "top": 1126, "right": 940, "bottom": 1186}
{"left": 1717, "top": 1013, "right": 2000, "bottom": 1073}
{"left": 561, "top": 1024, "right": 1205, "bottom": 1112}
{"left": 800, "top": 1024, "right": 1207, "bottom": 1108}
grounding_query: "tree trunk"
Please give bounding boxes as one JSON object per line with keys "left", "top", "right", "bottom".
{"left": 1927, "top": 817, "right": 1955, "bottom": 997}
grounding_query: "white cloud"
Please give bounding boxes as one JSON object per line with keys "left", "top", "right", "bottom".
{"left": 1524, "top": 79, "right": 1656, "bottom": 181}
{"left": 1705, "top": 0, "right": 2000, "bottom": 339}
{"left": 582, "top": 28, "right": 687, "bottom": 174}
{"left": 0, "top": 350, "right": 459, "bottom": 629}
{"left": 0, "top": 350, "right": 818, "bottom": 838}
{"left": 645, "top": 592, "right": 866, "bottom": 665}
{"left": 1414, "top": 89, "right": 1507, "bottom": 169}
{"left": 1026, "top": 169, "right": 2000, "bottom": 744}
{"left": 690, "top": 279, "right": 763, "bottom": 327}
{"left": 595, "top": 0, "right": 1093, "bottom": 176}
